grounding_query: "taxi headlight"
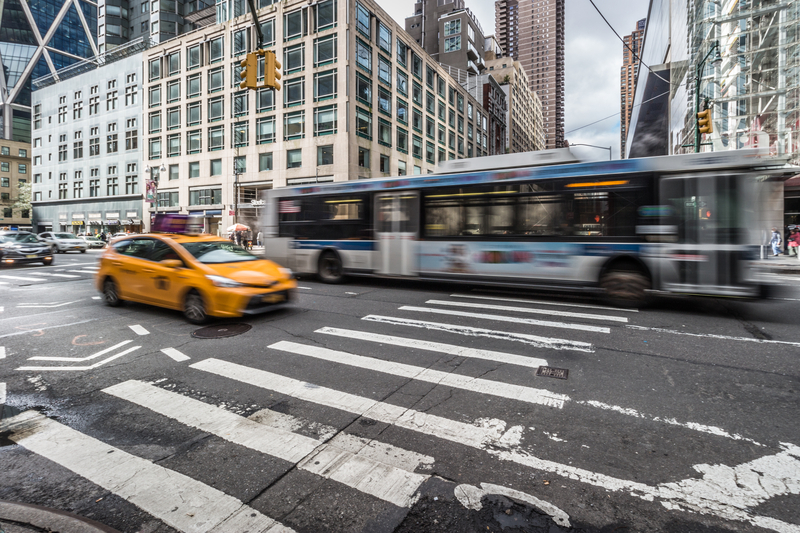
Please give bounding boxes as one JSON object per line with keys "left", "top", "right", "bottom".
{"left": 206, "top": 274, "right": 244, "bottom": 288}
{"left": 279, "top": 267, "right": 294, "bottom": 279}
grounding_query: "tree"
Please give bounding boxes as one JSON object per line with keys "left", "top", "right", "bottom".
{"left": 12, "top": 182, "right": 32, "bottom": 218}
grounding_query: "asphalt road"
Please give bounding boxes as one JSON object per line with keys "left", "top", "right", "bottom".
{"left": 1, "top": 250, "right": 799, "bottom": 533}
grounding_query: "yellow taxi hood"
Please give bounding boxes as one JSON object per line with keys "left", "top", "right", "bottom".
{"left": 203, "top": 261, "right": 282, "bottom": 285}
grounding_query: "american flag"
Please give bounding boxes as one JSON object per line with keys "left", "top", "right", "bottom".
{"left": 279, "top": 200, "right": 301, "bottom": 213}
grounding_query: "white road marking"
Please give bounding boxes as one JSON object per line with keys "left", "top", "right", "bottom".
{"left": 399, "top": 306, "right": 611, "bottom": 334}
{"left": 191, "top": 358, "right": 521, "bottom": 450}
{"left": 161, "top": 348, "right": 190, "bottom": 362}
{"left": 270, "top": 340, "right": 568, "bottom": 409}
{"left": 316, "top": 327, "right": 549, "bottom": 369}
{"left": 428, "top": 299, "right": 629, "bottom": 322}
{"left": 103, "top": 380, "right": 431, "bottom": 507}
{"left": 92, "top": 296, "right": 101, "bottom": 300}
{"left": 455, "top": 482, "right": 571, "bottom": 527}
{"left": 68, "top": 270, "right": 100, "bottom": 274}
{"left": 362, "top": 315, "right": 594, "bottom": 352}
{"left": 129, "top": 325, "right": 149, "bottom": 336}
{"left": 0, "top": 382, "right": 5, "bottom": 404}
{"left": 1, "top": 411, "right": 295, "bottom": 533}
{"left": 0, "top": 281, "right": 8, "bottom": 285}
{"left": 626, "top": 325, "right": 800, "bottom": 347}
{"left": 298, "top": 286, "right": 312, "bottom": 290}
{"left": 28, "top": 340, "right": 133, "bottom": 362}
{"left": 190, "top": 358, "right": 800, "bottom": 532}
{"left": 0, "top": 275, "right": 48, "bottom": 282}
{"left": 43, "top": 273, "right": 81, "bottom": 278}
{"left": 0, "top": 319, "right": 95, "bottom": 339}
{"left": 18, "top": 300, "right": 82, "bottom": 308}
{"left": 17, "top": 346, "right": 140, "bottom": 371}
{"left": 455, "top": 293, "right": 639, "bottom": 312}
{"left": 0, "top": 346, "right": 5, "bottom": 359}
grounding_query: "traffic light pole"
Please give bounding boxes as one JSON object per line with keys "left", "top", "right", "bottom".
{"left": 694, "top": 40, "right": 720, "bottom": 153}
{"left": 246, "top": 0, "right": 264, "bottom": 49}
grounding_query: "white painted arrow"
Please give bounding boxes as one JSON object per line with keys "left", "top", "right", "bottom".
{"left": 17, "top": 346, "right": 141, "bottom": 371}
{"left": 17, "top": 300, "right": 82, "bottom": 308}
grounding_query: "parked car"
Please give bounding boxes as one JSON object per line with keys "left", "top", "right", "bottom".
{"left": 38, "top": 231, "right": 89, "bottom": 253}
{"left": 80, "top": 235, "right": 107, "bottom": 249}
{"left": 0, "top": 231, "right": 54, "bottom": 266}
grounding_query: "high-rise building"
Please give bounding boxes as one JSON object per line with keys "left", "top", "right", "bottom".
{"left": 620, "top": 18, "right": 645, "bottom": 158}
{"left": 405, "top": 0, "right": 487, "bottom": 76}
{"left": 0, "top": 0, "right": 99, "bottom": 141}
{"left": 485, "top": 57, "right": 543, "bottom": 153}
{"left": 495, "top": 0, "right": 564, "bottom": 149}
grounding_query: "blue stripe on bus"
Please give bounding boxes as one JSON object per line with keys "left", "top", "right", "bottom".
{"left": 290, "top": 240, "right": 376, "bottom": 251}
{"left": 581, "top": 243, "right": 642, "bottom": 256}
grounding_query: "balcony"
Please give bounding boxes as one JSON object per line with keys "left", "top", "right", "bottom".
{"left": 467, "top": 60, "right": 479, "bottom": 75}
{"left": 467, "top": 42, "right": 480, "bottom": 61}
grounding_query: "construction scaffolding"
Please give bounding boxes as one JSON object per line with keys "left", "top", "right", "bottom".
{"left": 678, "top": 0, "right": 800, "bottom": 161}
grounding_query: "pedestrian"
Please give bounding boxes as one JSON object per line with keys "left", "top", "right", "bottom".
{"left": 790, "top": 227, "right": 800, "bottom": 260}
{"left": 788, "top": 227, "right": 798, "bottom": 257}
{"left": 257, "top": 231, "right": 263, "bottom": 247}
{"left": 770, "top": 227, "right": 782, "bottom": 256}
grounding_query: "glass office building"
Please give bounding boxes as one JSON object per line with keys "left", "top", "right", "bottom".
{"left": 0, "top": 0, "right": 98, "bottom": 141}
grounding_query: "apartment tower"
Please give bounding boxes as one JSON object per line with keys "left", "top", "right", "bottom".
{"left": 495, "top": 0, "right": 564, "bottom": 149}
{"left": 620, "top": 18, "right": 645, "bottom": 158}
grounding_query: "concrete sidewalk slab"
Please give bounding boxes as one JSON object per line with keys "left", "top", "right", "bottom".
{"left": 0, "top": 500, "right": 121, "bottom": 533}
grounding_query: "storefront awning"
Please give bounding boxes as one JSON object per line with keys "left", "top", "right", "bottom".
{"left": 71, "top": 221, "right": 84, "bottom": 225}
{"left": 89, "top": 220, "right": 103, "bottom": 225}
{"left": 124, "top": 219, "right": 142, "bottom": 225}
{"left": 106, "top": 220, "right": 121, "bottom": 225}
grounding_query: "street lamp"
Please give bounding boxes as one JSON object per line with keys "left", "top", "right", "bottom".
{"left": 566, "top": 143, "right": 612, "bottom": 160}
{"left": 144, "top": 162, "right": 166, "bottom": 228}
{"left": 694, "top": 40, "right": 722, "bottom": 153}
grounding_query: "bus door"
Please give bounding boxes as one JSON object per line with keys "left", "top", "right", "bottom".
{"left": 375, "top": 193, "right": 419, "bottom": 276}
{"left": 656, "top": 174, "right": 753, "bottom": 296}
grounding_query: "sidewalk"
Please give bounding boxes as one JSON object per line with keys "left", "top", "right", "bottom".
{"left": 0, "top": 500, "right": 121, "bottom": 533}
{"left": 755, "top": 253, "right": 800, "bottom": 274}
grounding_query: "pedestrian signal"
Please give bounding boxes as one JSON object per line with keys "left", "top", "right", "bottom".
{"left": 265, "top": 50, "right": 282, "bottom": 91}
{"left": 239, "top": 52, "right": 258, "bottom": 90}
{"left": 697, "top": 109, "right": 713, "bottom": 134}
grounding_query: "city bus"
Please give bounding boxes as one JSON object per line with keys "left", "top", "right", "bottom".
{"left": 261, "top": 150, "right": 791, "bottom": 305}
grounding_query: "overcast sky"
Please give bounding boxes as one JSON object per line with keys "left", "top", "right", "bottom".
{"left": 379, "top": 0, "right": 648, "bottom": 161}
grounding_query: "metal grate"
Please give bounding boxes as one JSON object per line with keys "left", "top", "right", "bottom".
{"left": 536, "top": 366, "right": 569, "bottom": 380}
{"left": 191, "top": 324, "right": 252, "bottom": 339}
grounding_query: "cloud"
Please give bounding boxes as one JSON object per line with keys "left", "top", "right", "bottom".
{"left": 380, "top": 0, "right": 649, "bottom": 160}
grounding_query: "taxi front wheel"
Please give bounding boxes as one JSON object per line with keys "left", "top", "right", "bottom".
{"left": 184, "top": 290, "right": 208, "bottom": 324}
{"left": 103, "top": 278, "right": 123, "bottom": 307}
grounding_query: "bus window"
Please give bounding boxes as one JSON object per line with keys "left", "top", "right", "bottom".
{"left": 661, "top": 176, "right": 743, "bottom": 245}
{"left": 572, "top": 192, "right": 608, "bottom": 236}
{"left": 487, "top": 198, "right": 514, "bottom": 234}
{"left": 517, "top": 194, "right": 566, "bottom": 236}
{"left": 323, "top": 198, "right": 364, "bottom": 220}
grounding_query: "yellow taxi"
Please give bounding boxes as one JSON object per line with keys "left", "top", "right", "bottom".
{"left": 95, "top": 232, "right": 296, "bottom": 323}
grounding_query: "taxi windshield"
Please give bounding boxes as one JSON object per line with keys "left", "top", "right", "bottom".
{"left": 180, "top": 241, "right": 257, "bottom": 264}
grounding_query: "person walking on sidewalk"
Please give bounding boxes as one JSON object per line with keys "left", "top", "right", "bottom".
{"left": 788, "top": 227, "right": 798, "bottom": 257}
{"left": 770, "top": 227, "right": 782, "bottom": 256}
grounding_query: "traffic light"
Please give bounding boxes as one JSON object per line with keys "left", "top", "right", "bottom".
{"left": 239, "top": 52, "right": 258, "bottom": 90}
{"left": 264, "top": 50, "right": 282, "bottom": 91}
{"left": 697, "top": 109, "right": 713, "bottom": 135}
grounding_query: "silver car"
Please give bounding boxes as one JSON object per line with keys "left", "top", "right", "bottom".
{"left": 38, "top": 231, "right": 89, "bottom": 253}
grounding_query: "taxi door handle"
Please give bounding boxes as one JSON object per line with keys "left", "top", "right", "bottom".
{"left": 112, "top": 261, "right": 123, "bottom": 267}
{"left": 142, "top": 268, "right": 154, "bottom": 273}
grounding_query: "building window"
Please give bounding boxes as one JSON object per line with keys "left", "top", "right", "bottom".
{"left": 106, "top": 90, "right": 118, "bottom": 111}
{"left": 209, "top": 36, "right": 224, "bottom": 63}
{"left": 412, "top": 81, "right": 422, "bottom": 105}
{"left": 284, "top": 9, "right": 304, "bottom": 40}
{"left": 149, "top": 111, "right": 161, "bottom": 133}
{"left": 190, "top": 188, "right": 222, "bottom": 205}
{"left": 107, "top": 177, "right": 119, "bottom": 196}
{"left": 314, "top": 70, "right": 336, "bottom": 101}
{"left": 314, "top": 105, "right": 337, "bottom": 136}
{"left": 284, "top": 43, "right": 305, "bottom": 74}
{"left": 317, "top": 145, "right": 333, "bottom": 166}
{"left": 259, "top": 152, "right": 273, "bottom": 171}
{"left": 355, "top": 2, "right": 370, "bottom": 38}
{"left": 286, "top": 149, "right": 302, "bottom": 168}
{"left": 257, "top": 88, "right": 275, "bottom": 112}
{"left": 378, "top": 22, "right": 391, "bottom": 55}
{"left": 208, "top": 126, "right": 224, "bottom": 151}
{"left": 89, "top": 137, "right": 100, "bottom": 156}
{"left": 378, "top": 118, "right": 391, "bottom": 147}
{"left": 414, "top": 108, "right": 423, "bottom": 133}
{"left": 315, "top": 0, "right": 336, "bottom": 31}
{"left": 380, "top": 154, "right": 390, "bottom": 173}
{"left": 314, "top": 35, "right": 337, "bottom": 67}
{"left": 412, "top": 135, "right": 423, "bottom": 159}
{"left": 187, "top": 130, "right": 201, "bottom": 154}
{"left": 168, "top": 164, "right": 179, "bottom": 181}
{"left": 378, "top": 56, "right": 391, "bottom": 86}
{"left": 356, "top": 74, "right": 371, "bottom": 104}
{"left": 208, "top": 67, "right": 224, "bottom": 92}
{"left": 377, "top": 87, "right": 391, "bottom": 115}
{"left": 457, "top": 94, "right": 464, "bottom": 113}
{"left": 358, "top": 147, "right": 369, "bottom": 168}
{"left": 58, "top": 144, "right": 67, "bottom": 161}
{"left": 73, "top": 101, "right": 83, "bottom": 119}
{"left": 412, "top": 53, "right": 422, "bottom": 79}
{"left": 284, "top": 111, "right": 305, "bottom": 140}
{"left": 73, "top": 141, "right": 83, "bottom": 159}
{"left": 210, "top": 159, "right": 222, "bottom": 176}
{"left": 232, "top": 122, "right": 249, "bottom": 147}
{"left": 397, "top": 160, "right": 406, "bottom": 175}
{"left": 125, "top": 176, "right": 138, "bottom": 194}
{"left": 107, "top": 134, "right": 118, "bottom": 153}
{"left": 167, "top": 133, "right": 180, "bottom": 156}
{"left": 397, "top": 98, "right": 407, "bottom": 124}
{"left": 260, "top": 19, "right": 276, "bottom": 47}
{"left": 233, "top": 91, "right": 248, "bottom": 116}
{"left": 125, "top": 85, "right": 138, "bottom": 106}
{"left": 444, "top": 19, "right": 460, "bottom": 36}
{"left": 58, "top": 183, "right": 68, "bottom": 199}
{"left": 426, "top": 141, "right": 435, "bottom": 163}
{"left": 425, "top": 117, "right": 434, "bottom": 138}
{"left": 397, "top": 127, "right": 408, "bottom": 153}
{"left": 234, "top": 156, "right": 246, "bottom": 173}
{"left": 167, "top": 80, "right": 180, "bottom": 103}
{"left": 356, "top": 39, "right": 371, "bottom": 73}
{"left": 397, "top": 69, "right": 408, "bottom": 96}
{"left": 149, "top": 137, "right": 162, "bottom": 158}
{"left": 284, "top": 78, "right": 305, "bottom": 107}
{"left": 187, "top": 102, "right": 201, "bottom": 125}
{"left": 355, "top": 107, "right": 371, "bottom": 139}
{"left": 397, "top": 39, "right": 408, "bottom": 68}
{"left": 149, "top": 86, "right": 161, "bottom": 108}
{"left": 187, "top": 45, "right": 201, "bottom": 69}
{"left": 208, "top": 96, "right": 224, "bottom": 121}
{"left": 256, "top": 116, "right": 276, "bottom": 144}
{"left": 149, "top": 59, "right": 161, "bottom": 81}
{"left": 168, "top": 107, "right": 181, "bottom": 130}
{"left": 189, "top": 161, "right": 200, "bottom": 178}
{"left": 232, "top": 28, "right": 249, "bottom": 57}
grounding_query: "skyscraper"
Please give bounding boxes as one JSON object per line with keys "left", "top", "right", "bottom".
{"left": 0, "top": 0, "right": 98, "bottom": 141}
{"left": 495, "top": 0, "right": 564, "bottom": 149}
{"left": 620, "top": 18, "right": 645, "bottom": 158}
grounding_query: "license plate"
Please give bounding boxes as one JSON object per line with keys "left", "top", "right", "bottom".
{"left": 26, "top": 254, "right": 37, "bottom": 259}
{"left": 262, "top": 293, "right": 285, "bottom": 303}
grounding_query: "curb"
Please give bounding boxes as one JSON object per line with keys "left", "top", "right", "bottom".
{"left": 0, "top": 500, "right": 121, "bottom": 533}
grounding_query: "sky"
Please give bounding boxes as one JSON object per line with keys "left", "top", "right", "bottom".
{"left": 378, "top": 0, "right": 648, "bottom": 161}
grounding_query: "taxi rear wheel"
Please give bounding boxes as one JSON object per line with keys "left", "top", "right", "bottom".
{"left": 103, "top": 278, "right": 123, "bottom": 307}
{"left": 184, "top": 290, "right": 208, "bottom": 324}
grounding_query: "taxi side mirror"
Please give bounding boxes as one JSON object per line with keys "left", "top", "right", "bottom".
{"left": 161, "top": 259, "right": 183, "bottom": 269}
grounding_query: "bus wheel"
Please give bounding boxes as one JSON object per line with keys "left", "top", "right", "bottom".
{"left": 318, "top": 251, "right": 344, "bottom": 283}
{"left": 601, "top": 270, "right": 649, "bottom": 308}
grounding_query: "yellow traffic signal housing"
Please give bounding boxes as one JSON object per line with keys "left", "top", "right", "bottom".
{"left": 239, "top": 52, "right": 258, "bottom": 90}
{"left": 264, "top": 50, "right": 282, "bottom": 91}
{"left": 697, "top": 109, "right": 713, "bottom": 135}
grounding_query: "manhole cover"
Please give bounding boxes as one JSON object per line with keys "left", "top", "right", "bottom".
{"left": 536, "top": 366, "right": 569, "bottom": 380}
{"left": 191, "top": 323, "right": 252, "bottom": 339}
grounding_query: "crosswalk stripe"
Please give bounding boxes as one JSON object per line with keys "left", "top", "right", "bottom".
{"left": 0, "top": 382, "right": 5, "bottom": 404}
{"left": 0, "top": 275, "right": 48, "bottom": 282}
{"left": 398, "top": 306, "right": 611, "bottom": 334}
{"left": 455, "top": 293, "right": 639, "bottom": 312}
{"left": 191, "top": 358, "right": 518, "bottom": 451}
{"left": 103, "top": 380, "right": 431, "bottom": 508}
{"left": 270, "top": 341, "right": 568, "bottom": 409}
{"left": 427, "top": 299, "right": 629, "bottom": 323}
{"left": 1, "top": 410, "right": 295, "bottom": 533}
{"left": 362, "top": 315, "right": 594, "bottom": 352}
{"left": 316, "top": 327, "right": 549, "bottom": 369}
{"left": 626, "top": 325, "right": 800, "bottom": 347}
{"left": 42, "top": 273, "right": 81, "bottom": 278}
{"left": 161, "top": 347, "right": 190, "bottom": 362}
{"left": 67, "top": 270, "right": 98, "bottom": 274}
